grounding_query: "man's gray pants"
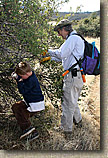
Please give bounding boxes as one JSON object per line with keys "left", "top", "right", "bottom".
{"left": 61, "top": 71, "right": 83, "bottom": 132}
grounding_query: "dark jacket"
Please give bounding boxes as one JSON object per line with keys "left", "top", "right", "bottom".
{"left": 16, "top": 71, "right": 44, "bottom": 104}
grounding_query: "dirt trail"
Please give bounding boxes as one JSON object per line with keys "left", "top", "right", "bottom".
{"left": 85, "top": 75, "right": 100, "bottom": 124}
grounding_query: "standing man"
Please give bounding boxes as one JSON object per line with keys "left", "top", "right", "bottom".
{"left": 48, "top": 19, "right": 85, "bottom": 133}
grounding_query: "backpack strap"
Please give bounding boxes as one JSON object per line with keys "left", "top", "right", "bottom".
{"left": 91, "top": 41, "right": 100, "bottom": 69}
{"left": 96, "top": 47, "right": 100, "bottom": 69}
{"left": 71, "top": 33, "right": 85, "bottom": 68}
{"left": 91, "top": 41, "right": 95, "bottom": 59}
{"left": 73, "top": 55, "right": 84, "bottom": 69}
{"left": 72, "top": 33, "right": 87, "bottom": 42}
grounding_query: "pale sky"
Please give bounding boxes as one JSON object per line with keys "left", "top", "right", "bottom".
{"left": 58, "top": 0, "right": 100, "bottom": 12}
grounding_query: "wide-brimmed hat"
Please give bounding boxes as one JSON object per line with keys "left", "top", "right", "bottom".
{"left": 54, "top": 19, "right": 72, "bottom": 31}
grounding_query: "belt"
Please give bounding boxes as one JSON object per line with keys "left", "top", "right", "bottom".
{"left": 62, "top": 65, "right": 86, "bottom": 83}
{"left": 62, "top": 63, "right": 78, "bottom": 77}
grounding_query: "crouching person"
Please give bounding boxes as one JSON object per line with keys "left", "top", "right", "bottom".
{"left": 11, "top": 61, "right": 45, "bottom": 141}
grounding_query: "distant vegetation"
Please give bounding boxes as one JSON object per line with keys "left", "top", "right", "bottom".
{"left": 74, "top": 12, "right": 100, "bottom": 37}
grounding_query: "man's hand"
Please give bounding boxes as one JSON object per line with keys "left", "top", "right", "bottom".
{"left": 40, "top": 50, "right": 51, "bottom": 63}
{"left": 40, "top": 57, "right": 51, "bottom": 63}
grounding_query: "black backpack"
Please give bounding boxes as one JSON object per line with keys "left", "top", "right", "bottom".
{"left": 73, "top": 34, "right": 100, "bottom": 75}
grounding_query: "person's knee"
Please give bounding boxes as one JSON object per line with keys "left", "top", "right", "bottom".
{"left": 12, "top": 103, "right": 19, "bottom": 112}
{"left": 12, "top": 101, "right": 24, "bottom": 112}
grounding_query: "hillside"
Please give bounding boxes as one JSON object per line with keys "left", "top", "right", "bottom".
{"left": 52, "top": 10, "right": 100, "bottom": 20}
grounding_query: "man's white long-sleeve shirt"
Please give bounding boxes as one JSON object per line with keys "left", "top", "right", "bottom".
{"left": 48, "top": 30, "right": 85, "bottom": 70}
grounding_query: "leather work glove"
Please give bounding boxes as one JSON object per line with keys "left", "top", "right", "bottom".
{"left": 40, "top": 50, "right": 51, "bottom": 63}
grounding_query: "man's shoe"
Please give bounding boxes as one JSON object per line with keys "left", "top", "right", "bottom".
{"left": 63, "top": 131, "right": 72, "bottom": 135}
{"left": 74, "top": 119, "right": 82, "bottom": 128}
{"left": 54, "top": 126, "right": 64, "bottom": 132}
{"left": 20, "top": 126, "right": 35, "bottom": 139}
{"left": 54, "top": 126, "right": 72, "bottom": 134}
{"left": 27, "top": 131, "right": 39, "bottom": 141}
